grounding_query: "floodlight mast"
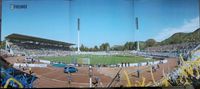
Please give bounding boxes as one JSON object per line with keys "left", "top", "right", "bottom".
{"left": 136, "top": 17, "right": 140, "bottom": 51}
{"left": 77, "top": 18, "right": 80, "bottom": 53}
{"left": 0, "top": 0, "right": 2, "bottom": 44}
{"left": 131, "top": 0, "right": 140, "bottom": 51}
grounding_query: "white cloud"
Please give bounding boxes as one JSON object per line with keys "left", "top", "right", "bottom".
{"left": 155, "top": 17, "right": 199, "bottom": 42}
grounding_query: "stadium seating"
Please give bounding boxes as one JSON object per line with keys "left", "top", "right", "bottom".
{"left": 144, "top": 42, "right": 200, "bottom": 59}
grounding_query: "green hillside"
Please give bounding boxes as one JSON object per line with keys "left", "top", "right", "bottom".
{"left": 160, "top": 28, "right": 200, "bottom": 45}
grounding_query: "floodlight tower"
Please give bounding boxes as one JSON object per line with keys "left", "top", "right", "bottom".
{"left": 0, "top": 0, "right": 2, "bottom": 44}
{"left": 136, "top": 17, "right": 140, "bottom": 51}
{"left": 131, "top": 0, "right": 140, "bottom": 51}
{"left": 199, "top": 0, "right": 200, "bottom": 28}
{"left": 77, "top": 18, "right": 80, "bottom": 52}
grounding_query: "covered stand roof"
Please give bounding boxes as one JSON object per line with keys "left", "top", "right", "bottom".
{"left": 5, "top": 33, "right": 75, "bottom": 46}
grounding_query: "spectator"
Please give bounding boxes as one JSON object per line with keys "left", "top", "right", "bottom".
{"left": 67, "top": 73, "right": 72, "bottom": 85}
{"left": 137, "top": 69, "right": 140, "bottom": 78}
{"left": 92, "top": 76, "right": 100, "bottom": 87}
{"left": 157, "top": 64, "right": 160, "bottom": 69}
{"left": 29, "top": 67, "right": 33, "bottom": 75}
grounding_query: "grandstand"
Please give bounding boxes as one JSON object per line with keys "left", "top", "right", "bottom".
{"left": 4, "top": 33, "right": 74, "bottom": 56}
{"left": 143, "top": 42, "right": 200, "bottom": 60}
{"left": 1, "top": 32, "right": 200, "bottom": 88}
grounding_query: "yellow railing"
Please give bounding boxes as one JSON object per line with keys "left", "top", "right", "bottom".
{"left": 121, "top": 51, "right": 200, "bottom": 87}
{"left": 4, "top": 78, "right": 23, "bottom": 88}
{"left": 123, "top": 70, "right": 132, "bottom": 87}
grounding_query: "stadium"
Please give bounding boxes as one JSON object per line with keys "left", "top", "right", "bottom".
{"left": 1, "top": 0, "right": 200, "bottom": 88}
{"left": 1, "top": 29, "right": 200, "bottom": 88}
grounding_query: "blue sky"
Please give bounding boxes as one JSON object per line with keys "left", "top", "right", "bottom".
{"left": 2, "top": 0, "right": 200, "bottom": 47}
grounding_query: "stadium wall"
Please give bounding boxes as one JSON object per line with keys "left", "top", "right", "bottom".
{"left": 118, "top": 59, "right": 167, "bottom": 67}
{"left": 13, "top": 63, "right": 47, "bottom": 68}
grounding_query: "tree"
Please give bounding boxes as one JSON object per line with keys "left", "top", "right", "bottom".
{"left": 145, "top": 39, "right": 156, "bottom": 47}
{"left": 70, "top": 47, "right": 77, "bottom": 51}
{"left": 104, "top": 43, "right": 110, "bottom": 51}
{"left": 111, "top": 45, "right": 124, "bottom": 51}
{"left": 94, "top": 45, "right": 98, "bottom": 51}
{"left": 99, "top": 43, "right": 110, "bottom": 51}
{"left": 124, "top": 42, "right": 129, "bottom": 50}
{"left": 80, "top": 44, "right": 89, "bottom": 51}
{"left": 138, "top": 41, "right": 146, "bottom": 50}
{"left": 0, "top": 41, "right": 5, "bottom": 49}
{"left": 100, "top": 44, "right": 104, "bottom": 51}
{"left": 80, "top": 44, "right": 84, "bottom": 51}
{"left": 124, "top": 42, "right": 135, "bottom": 50}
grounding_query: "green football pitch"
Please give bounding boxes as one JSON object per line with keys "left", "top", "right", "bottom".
{"left": 39, "top": 55, "right": 155, "bottom": 65}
